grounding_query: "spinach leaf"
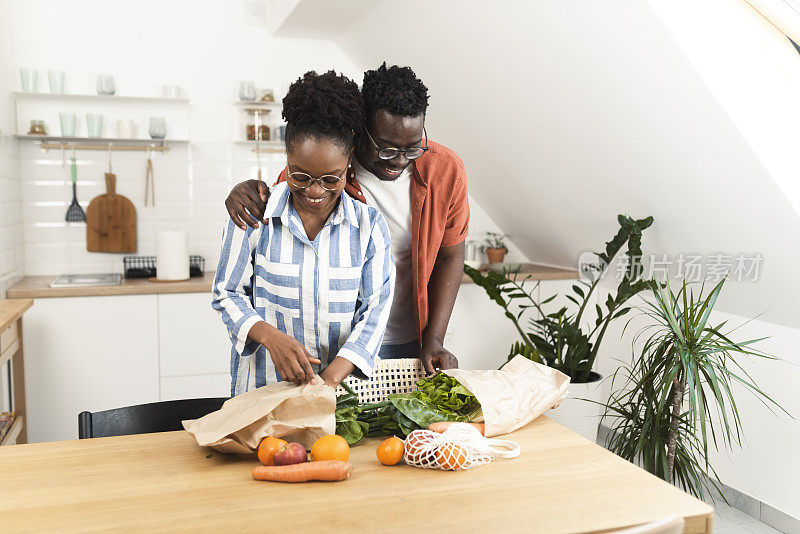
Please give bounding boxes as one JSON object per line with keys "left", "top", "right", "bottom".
{"left": 388, "top": 395, "right": 451, "bottom": 428}
{"left": 334, "top": 373, "right": 482, "bottom": 442}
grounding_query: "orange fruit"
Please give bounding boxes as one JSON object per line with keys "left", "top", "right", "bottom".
{"left": 257, "top": 436, "right": 287, "bottom": 466}
{"left": 376, "top": 436, "right": 404, "bottom": 466}
{"left": 310, "top": 434, "right": 350, "bottom": 462}
{"left": 435, "top": 443, "right": 469, "bottom": 470}
{"left": 404, "top": 430, "right": 437, "bottom": 464}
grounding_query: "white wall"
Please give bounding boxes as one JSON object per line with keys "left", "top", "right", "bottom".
{"left": 6, "top": 0, "right": 521, "bottom": 276}
{"left": 648, "top": 0, "right": 800, "bottom": 219}
{"left": 335, "top": 0, "right": 800, "bottom": 330}
{"left": 0, "top": 0, "right": 23, "bottom": 296}
{"left": 8, "top": 0, "right": 363, "bottom": 275}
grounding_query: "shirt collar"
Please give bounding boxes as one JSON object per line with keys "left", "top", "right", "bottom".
{"left": 265, "top": 182, "right": 359, "bottom": 229}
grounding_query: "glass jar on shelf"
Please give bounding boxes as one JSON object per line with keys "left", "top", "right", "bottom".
{"left": 28, "top": 120, "right": 47, "bottom": 135}
{"left": 246, "top": 124, "right": 270, "bottom": 141}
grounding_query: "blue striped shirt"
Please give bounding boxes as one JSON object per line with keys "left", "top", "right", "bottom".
{"left": 212, "top": 182, "right": 395, "bottom": 396}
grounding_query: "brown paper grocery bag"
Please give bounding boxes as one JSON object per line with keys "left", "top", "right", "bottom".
{"left": 182, "top": 381, "right": 336, "bottom": 453}
{"left": 444, "top": 355, "right": 570, "bottom": 437}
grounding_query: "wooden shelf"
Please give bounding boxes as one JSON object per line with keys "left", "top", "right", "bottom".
{"left": 14, "top": 92, "right": 189, "bottom": 104}
{"left": 0, "top": 416, "right": 23, "bottom": 446}
{"left": 234, "top": 140, "right": 284, "bottom": 153}
{"left": 15, "top": 135, "right": 189, "bottom": 144}
{"left": 234, "top": 100, "right": 280, "bottom": 107}
{"left": 0, "top": 338, "right": 18, "bottom": 368}
{"left": 461, "top": 263, "right": 577, "bottom": 284}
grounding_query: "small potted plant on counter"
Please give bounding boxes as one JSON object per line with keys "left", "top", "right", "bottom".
{"left": 483, "top": 232, "right": 509, "bottom": 264}
{"left": 464, "top": 215, "right": 654, "bottom": 441}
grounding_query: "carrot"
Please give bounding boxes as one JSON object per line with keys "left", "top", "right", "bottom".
{"left": 428, "top": 421, "right": 485, "bottom": 435}
{"left": 252, "top": 460, "right": 351, "bottom": 483}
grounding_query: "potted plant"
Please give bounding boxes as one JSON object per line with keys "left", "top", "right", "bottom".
{"left": 601, "top": 279, "right": 787, "bottom": 498}
{"left": 482, "top": 232, "right": 509, "bottom": 264}
{"left": 464, "top": 215, "right": 654, "bottom": 440}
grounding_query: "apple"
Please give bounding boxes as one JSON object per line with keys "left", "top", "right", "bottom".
{"left": 272, "top": 442, "right": 307, "bottom": 465}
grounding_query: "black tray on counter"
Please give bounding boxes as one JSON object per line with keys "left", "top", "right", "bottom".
{"left": 123, "top": 256, "right": 205, "bottom": 279}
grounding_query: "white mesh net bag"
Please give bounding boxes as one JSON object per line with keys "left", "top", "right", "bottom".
{"left": 403, "top": 423, "right": 520, "bottom": 470}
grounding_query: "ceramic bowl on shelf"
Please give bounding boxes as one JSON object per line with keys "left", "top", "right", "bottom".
{"left": 488, "top": 262, "right": 522, "bottom": 274}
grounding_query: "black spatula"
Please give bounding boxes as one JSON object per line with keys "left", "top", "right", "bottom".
{"left": 65, "top": 156, "right": 86, "bottom": 222}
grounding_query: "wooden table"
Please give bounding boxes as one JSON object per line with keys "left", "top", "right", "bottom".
{"left": 0, "top": 416, "right": 712, "bottom": 533}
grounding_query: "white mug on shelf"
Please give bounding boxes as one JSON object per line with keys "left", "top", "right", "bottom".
{"left": 113, "top": 119, "right": 136, "bottom": 139}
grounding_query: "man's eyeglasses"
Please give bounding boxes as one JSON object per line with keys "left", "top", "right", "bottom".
{"left": 287, "top": 164, "right": 348, "bottom": 191}
{"left": 364, "top": 126, "right": 429, "bottom": 160}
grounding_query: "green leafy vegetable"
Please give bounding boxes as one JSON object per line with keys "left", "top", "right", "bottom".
{"left": 334, "top": 373, "right": 482, "bottom": 441}
{"left": 334, "top": 383, "right": 368, "bottom": 445}
{"left": 410, "top": 373, "right": 482, "bottom": 420}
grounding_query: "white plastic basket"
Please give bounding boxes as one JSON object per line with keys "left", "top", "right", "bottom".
{"left": 335, "top": 357, "right": 426, "bottom": 403}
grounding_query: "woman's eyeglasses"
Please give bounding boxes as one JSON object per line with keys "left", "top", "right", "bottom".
{"left": 287, "top": 165, "right": 348, "bottom": 191}
{"left": 364, "top": 126, "right": 429, "bottom": 160}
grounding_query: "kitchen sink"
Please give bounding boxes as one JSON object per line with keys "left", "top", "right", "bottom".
{"left": 50, "top": 274, "right": 123, "bottom": 288}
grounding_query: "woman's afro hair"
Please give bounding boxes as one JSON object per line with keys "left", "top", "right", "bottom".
{"left": 282, "top": 70, "right": 364, "bottom": 152}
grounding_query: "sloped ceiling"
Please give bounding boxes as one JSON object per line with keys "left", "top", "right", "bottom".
{"left": 315, "top": 0, "right": 800, "bottom": 327}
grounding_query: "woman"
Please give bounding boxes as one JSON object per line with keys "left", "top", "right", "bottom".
{"left": 213, "top": 70, "right": 394, "bottom": 395}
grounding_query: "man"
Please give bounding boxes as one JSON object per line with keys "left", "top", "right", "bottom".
{"left": 225, "top": 63, "right": 469, "bottom": 375}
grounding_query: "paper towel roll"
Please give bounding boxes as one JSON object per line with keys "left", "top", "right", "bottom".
{"left": 157, "top": 230, "right": 189, "bottom": 280}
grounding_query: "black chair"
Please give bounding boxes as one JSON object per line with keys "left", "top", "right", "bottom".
{"left": 78, "top": 397, "right": 228, "bottom": 439}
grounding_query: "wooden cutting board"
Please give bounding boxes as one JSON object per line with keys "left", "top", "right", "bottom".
{"left": 86, "top": 172, "right": 136, "bottom": 252}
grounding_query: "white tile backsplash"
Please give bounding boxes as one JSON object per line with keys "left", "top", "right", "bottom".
{"left": 0, "top": 133, "right": 24, "bottom": 297}
{"left": 12, "top": 135, "right": 529, "bottom": 279}
{"left": 14, "top": 141, "right": 276, "bottom": 276}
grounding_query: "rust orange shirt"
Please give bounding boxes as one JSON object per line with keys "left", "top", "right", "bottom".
{"left": 275, "top": 140, "right": 470, "bottom": 343}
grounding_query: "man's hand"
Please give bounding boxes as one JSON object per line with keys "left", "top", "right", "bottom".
{"left": 419, "top": 338, "right": 458, "bottom": 375}
{"left": 225, "top": 179, "right": 270, "bottom": 230}
{"left": 250, "top": 322, "right": 321, "bottom": 385}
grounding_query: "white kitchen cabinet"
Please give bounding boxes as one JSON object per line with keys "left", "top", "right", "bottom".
{"left": 23, "top": 295, "right": 160, "bottom": 443}
{"left": 160, "top": 373, "right": 231, "bottom": 401}
{"left": 157, "top": 293, "right": 231, "bottom": 377}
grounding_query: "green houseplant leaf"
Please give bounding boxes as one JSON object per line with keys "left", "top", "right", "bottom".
{"left": 465, "top": 214, "right": 654, "bottom": 381}
{"left": 600, "top": 278, "right": 789, "bottom": 499}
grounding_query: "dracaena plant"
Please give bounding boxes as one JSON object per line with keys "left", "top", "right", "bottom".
{"left": 601, "top": 279, "right": 788, "bottom": 498}
{"left": 464, "top": 215, "right": 654, "bottom": 382}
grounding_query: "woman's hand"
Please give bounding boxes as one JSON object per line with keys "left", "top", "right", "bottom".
{"left": 318, "top": 357, "right": 356, "bottom": 389}
{"left": 249, "top": 322, "right": 320, "bottom": 384}
{"left": 225, "top": 179, "right": 270, "bottom": 230}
